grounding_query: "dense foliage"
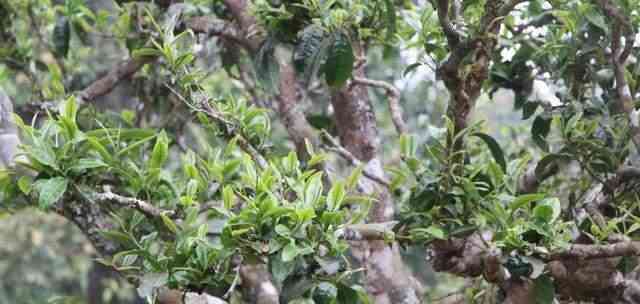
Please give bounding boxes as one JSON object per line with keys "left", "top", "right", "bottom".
{"left": 2, "top": 0, "right": 640, "bottom": 303}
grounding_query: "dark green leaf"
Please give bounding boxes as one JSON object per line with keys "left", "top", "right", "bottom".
{"left": 532, "top": 115, "right": 552, "bottom": 151}
{"left": 324, "top": 33, "right": 354, "bottom": 89}
{"left": 53, "top": 17, "right": 71, "bottom": 58}
{"left": 471, "top": 132, "right": 507, "bottom": 172}
{"left": 533, "top": 274, "right": 555, "bottom": 304}
{"left": 403, "top": 62, "right": 422, "bottom": 77}
{"left": 294, "top": 24, "right": 325, "bottom": 73}
{"left": 535, "top": 153, "right": 570, "bottom": 180}
{"left": 522, "top": 101, "right": 539, "bottom": 120}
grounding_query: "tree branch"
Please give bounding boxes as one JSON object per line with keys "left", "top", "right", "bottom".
{"left": 320, "top": 130, "right": 390, "bottom": 187}
{"left": 549, "top": 241, "right": 640, "bottom": 260}
{"left": 93, "top": 186, "right": 175, "bottom": 219}
{"left": 184, "top": 16, "right": 251, "bottom": 50}
{"left": 352, "top": 77, "right": 407, "bottom": 135}
{"left": 435, "top": 0, "right": 463, "bottom": 48}
{"left": 222, "top": 0, "right": 260, "bottom": 51}
{"left": 78, "top": 57, "right": 155, "bottom": 103}
{"left": 594, "top": 0, "right": 640, "bottom": 147}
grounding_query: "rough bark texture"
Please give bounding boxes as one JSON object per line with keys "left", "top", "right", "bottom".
{"left": 0, "top": 89, "right": 20, "bottom": 168}
{"left": 330, "top": 53, "right": 421, "bottom": 303}
{"left": 276, "top": 61, "right": 321, "bottom": 159}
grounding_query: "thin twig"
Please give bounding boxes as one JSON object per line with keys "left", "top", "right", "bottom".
{"left": 352, "top": 77, "right": 407, "bottom": 135}
{"left": 94, "top": 186, "right": 174, "bottom": 219}
{"left": 164, "top": 84, "right": 268, "bottom": 169}
{"left": 224, "top": 266, "right": 241, "bottom": 299}
{"left": 320, "top": 130, "right": 390, "bottom": 187}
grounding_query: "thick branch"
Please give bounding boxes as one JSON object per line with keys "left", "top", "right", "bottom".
{"left": 549, "top": 241, "right": 640, "bottom": 260}
{"left": 435, "top": 0, "right": 463, "bottom": 48}
{"left": 78, "top": 57, "right": 154, "bottom": 103}
{"left": 276, "top": 60, "right": 323, "bottom": 160}
{"left": 222, "top": 0, "right": 260, "bottom": 51}
{"left": 352, "top": 77, "right": 407, "bottom": 135}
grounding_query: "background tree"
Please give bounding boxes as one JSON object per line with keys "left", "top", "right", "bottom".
{"left": 1, "top": 0, "right": 640, "bottom": 303}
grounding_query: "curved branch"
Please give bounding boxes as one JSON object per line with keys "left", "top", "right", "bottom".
{"left": 78, "top": 57, "right": 155, "bottom": 104}
{"left": 352, "top": 77, "right": 407, "bottom": 135}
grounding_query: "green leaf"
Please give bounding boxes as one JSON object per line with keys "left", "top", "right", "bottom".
{"left": 149, "top": 131, "right": 169, "bottom": 170}
{"left": 86, "top": 137, "right": 112, "bottom": 163}
{"left": 336, "top": 283, "right": 368, "bottom": 304}
{"left": 510, "top": 193, "right": 546, "bottom": 213}
{"left": 17, "top": 176, "right": 32, "bottom": 195}
{"left": 160, "top": 213, "right": 178, "bottom": 234}
{"left": 327, "top": 181, "right": 346, "bottom": 211}
{"left": 222, "top": 185, "right": 235, "bottom": 210}
{"left": 346, "top": 166, "right": 363, "bottom": 190}
{"left": 532, "top": 116, "right": 552, "bottom": 151}
{"left": 59, "top": 97, "right": 79, "bottom": 139}
{"left": 399, "top": 134, "right": 417, "bottom": 158}
{"left": 413, "top": 226, "right": 445, "bottom": 240}
{"left": 304, "top": 172, "right": 323, "bottom": 207}
{"left": 324, "top": 32, "right": 354, "bottom": 89}
{"left": 132, "top": 47, "right": 163, "bottom": 59}
{"left": 271, "top": 254, "right": 296, "bottom": 285}
{"left": 275, "top": 224, "right": 291, "bottom": 237}
{"left": 69, "top": 158, "right": 108, "bottom": 173}
{"left": 471, "top": 132, "right": 507, "bottom": 172}
{"left": 34, "top": 177, "right": 69, "bottom": 209}
{"left": 53, "top": 17, "right": 71, "bottom": 58}
{"left": 535, "top": 153, "right": 570, "bottom": 180}
{"left": 31, "top": 139, "right": 58, "bottom": 170}
{"left": 61, "top": 97, "right": 78, "bottom": 123}
{"left": 533, "top": 198, "right": 561, "bottom": 223}
{"left": 86, "top": 128, "right": 156, "bottom": 141}
{"left": 282, "top": 241, "right": 299, "bottom": 262}
{"left": 585, "top": 11, "right": 608, "bottom": 33}
{"left": 100, "top": 230, "right": 135, "bottom": 247}
{"left": 294, "top": 24, "right": 326, "bottom": 73}
{"left": 403, "top": 62, "right": 423, "bottom": 77}
{"left": 533, "top": 274, "right": 555, "bottom": 304}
